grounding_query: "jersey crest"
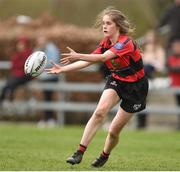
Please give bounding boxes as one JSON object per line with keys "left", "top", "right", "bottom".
{"left": 113, "top": 42, "right": 124, "bottom": 50}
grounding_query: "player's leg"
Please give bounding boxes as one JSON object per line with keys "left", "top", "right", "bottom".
{"left": 91, "top": 107, "right": 133, "bottom": 167}
{"left": 80, "top": 89, "right": 120, "bottom": 146}
{"left": 104, "top": 107, "right": 133, "bottom": 153}
{"left": 66, "top": 89, "right": 120, "bottom": 165}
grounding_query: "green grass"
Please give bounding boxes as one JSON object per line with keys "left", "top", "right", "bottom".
{"left": 0, "top": 123, "right": 180, "bottom": 171}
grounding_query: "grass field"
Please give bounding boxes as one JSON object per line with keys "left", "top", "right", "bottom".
{"left": 0, "top": 123, "right": 180, "bottom": 171}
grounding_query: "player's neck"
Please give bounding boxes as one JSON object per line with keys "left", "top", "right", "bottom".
{"left": 109, "top": 32, "right": 120, "bottom": 45}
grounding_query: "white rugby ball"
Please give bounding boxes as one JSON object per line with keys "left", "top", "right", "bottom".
{"left": 24, "top": 51, "right": 47, "bottom": 77}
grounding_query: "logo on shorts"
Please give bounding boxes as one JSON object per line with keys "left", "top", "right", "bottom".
{"left": 133, "top": 104, "right": 142, "bottom": 111}
{"left": 110, "top": 81, "right": 117, "bottom": 87}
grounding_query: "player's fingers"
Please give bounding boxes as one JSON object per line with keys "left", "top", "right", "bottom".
{"left": 60, "top": 57, "right": 68, "bottom": 61}
{"left": 46, "top": 70, "right": 59, "bottom": 74}
{"left": 44, "top": 68, "right": 52, "bottom": 71}
{"left": 61, "top": 53, "right": 70, "bottom": 56}
{"left": 50, "top": 60, "right": 56, "bottom": 65}
{"left": 46, "top": 70, "right": 53, "bottom": 73}
{"left": 61, "top": 57, "right": 69, "bottom": 62}
{"left": 63, "top": 60, "right": 70, "bottom": 65}
{"left": 66, "top": 46, "right": 75, "bottom": 52}
{"left": 50, "top": 60, "right": 59, "bottom": 67}
{"left": 61, "top": 60, "right": 70, "bottom": 65}
{"left": 46, "top": 71, "right": 54, "bottom": 74}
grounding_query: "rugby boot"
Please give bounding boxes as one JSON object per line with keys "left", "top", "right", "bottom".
{"left": 91, "top": 154, "right": 108, "bottom": 167}
{"left": 66, "top": 150, "right": 83, "bottom": 165}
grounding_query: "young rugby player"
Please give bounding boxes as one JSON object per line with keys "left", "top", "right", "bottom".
{"left": 46, "top": 7, "right": 149, "bottom": 167}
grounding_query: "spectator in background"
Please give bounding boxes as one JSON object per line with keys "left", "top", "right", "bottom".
{"left": 0, "top": 36, "right": 32, "bottom": 104}
{"left": 35, "top": 35, "right": 60, "bottom": 128}
{"left": 156, "top": 0, "right": 180, "bottom": 130}
{"left": 143, "top": 30, "right": 165, "bottom": 78}
{"left": 136, "top": 30, "right": 165, "bottom": 129}
{"left": 156, "top": 0, "right": 180, "bottom": 52}
{"left": 167, "top": 38, "right": 180, "bottom": 129}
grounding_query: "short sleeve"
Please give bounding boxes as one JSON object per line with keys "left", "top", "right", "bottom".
{"left": 110, "top": 41, "right": 134, "bottom": 57}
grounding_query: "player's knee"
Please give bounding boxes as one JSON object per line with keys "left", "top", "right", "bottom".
{"left": 108, "top": 130, "right": 119, "bottom": 140}
{"left": 94, "top": 108, "right": 107, "bottom": 122}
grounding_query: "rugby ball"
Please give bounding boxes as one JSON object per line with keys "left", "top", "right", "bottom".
{"left": 24, "top": 51, "right": 47, "bottom": 77}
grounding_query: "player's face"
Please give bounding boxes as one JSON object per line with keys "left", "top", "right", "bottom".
{"left": 102, "top": 15, "right": 119, "bottom": 38}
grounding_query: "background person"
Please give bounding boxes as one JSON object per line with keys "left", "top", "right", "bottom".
{"left": 34, "top": 35, "right": 60, "bottom": 128}
{"left": 46, "top": 7, "right": 149, "bottom": 167}
{"left": 136, "top": 30, "right": 165, "bottom": 129}
{"left": 167, "top": 38, "right": 180, "bottom": 130}
{"left": 142, "top": 30, "right": 165, "bottom": 79}
{"left": 156, "top": 0, "right": 180, "bottom": 52}
{"left": 0, "top": 36, "right": 32, "bottom": 104}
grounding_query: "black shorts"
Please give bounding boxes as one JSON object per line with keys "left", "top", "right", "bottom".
{"left": 104, "top": 76, "right": 149, "bottom": 113}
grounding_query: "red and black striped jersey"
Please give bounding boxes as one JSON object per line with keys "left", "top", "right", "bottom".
{"left": 92, "top": 35, "right": 145, "bottom": 82}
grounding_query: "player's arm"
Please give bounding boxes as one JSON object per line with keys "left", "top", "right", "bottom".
{"left": 61, "top": 47, "right": 116, "bottom": 64}
{"left": 79, "top": 50, "right": 116, "bottom": 62}
{"left": 45, "top": 60, "right": 92, "bottom": 74}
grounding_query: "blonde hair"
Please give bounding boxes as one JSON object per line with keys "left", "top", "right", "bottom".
{"left": 95, "top": 6, "right": 135, "bottom": 35}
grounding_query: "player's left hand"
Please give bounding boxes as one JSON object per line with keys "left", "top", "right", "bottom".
{"left": 61, "top": 47, "right": 79, "bottom": 65}
{"left": 45, "top": 61, "right": 62, "bottom": 74}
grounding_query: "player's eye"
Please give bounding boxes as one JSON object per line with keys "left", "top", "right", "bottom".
{"left": 102, "top": 21, "right": 112, "bottom": 26}
{"left": 106, "top": 21, "right": 112, "bottom": 25}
